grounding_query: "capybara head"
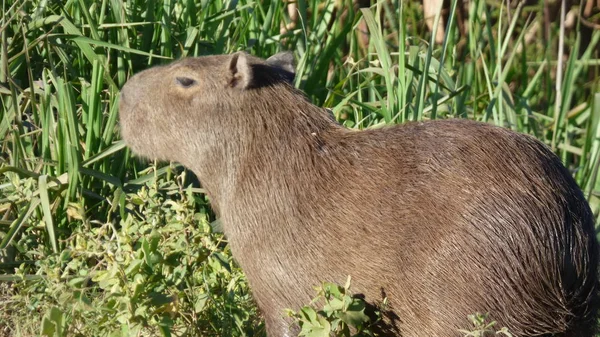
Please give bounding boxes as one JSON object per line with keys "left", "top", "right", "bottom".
{"left": 119, "top": 51, "right": 296, "bottom": 165}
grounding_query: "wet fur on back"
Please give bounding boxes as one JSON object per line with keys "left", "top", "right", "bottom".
{"left": 119, "top": 51, "right": 600, "bottom": 336}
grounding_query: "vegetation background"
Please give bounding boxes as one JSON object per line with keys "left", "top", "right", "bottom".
{"left": 1, "top": 0, "right": 599, "bottom": 336}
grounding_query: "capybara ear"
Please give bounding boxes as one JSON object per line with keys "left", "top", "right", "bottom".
{"left": 266, "top": 51, "right": 295, "bottom": 75}
{"left": 229, "top": 51, "right": 253, "bottom": 89}
{"left": 266, "top": 51, "right": 295, "bottom": 84}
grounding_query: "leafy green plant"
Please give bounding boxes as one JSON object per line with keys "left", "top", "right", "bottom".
{"left": 286, "top": 277, "right": 383, "bottom": 337}
{"left": 459, "top": 313, "right": 513, "bottom": 337}
{"left": 1, "top": 167, "right": 263, "bottom": 337}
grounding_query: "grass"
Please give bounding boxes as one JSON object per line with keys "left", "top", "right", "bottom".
{"left": 1, "top": 0, "right": 599, "bottom": 336}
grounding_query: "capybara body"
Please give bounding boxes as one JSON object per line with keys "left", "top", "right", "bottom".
{"left": 119, "top": 52, "right": 599, "bottom": 336}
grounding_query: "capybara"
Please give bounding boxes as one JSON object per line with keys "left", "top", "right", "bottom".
{"left": 119, "top": 51, "right": 599, "bottom": 336}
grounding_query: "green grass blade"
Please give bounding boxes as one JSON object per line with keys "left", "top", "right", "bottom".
{"left": 38, "top": 175, "right": 58, "bottom": 253}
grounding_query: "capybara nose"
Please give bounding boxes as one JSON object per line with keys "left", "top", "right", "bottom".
{"left": 119, "top": 80, "right": 139, "bottom": 112}
{"left": 118, "top": 86, "right": 130, "bottom": 115}
{"left": 119, "top": 90, "right": 126, "bottom": 104}
{"left": 119, "top": 70, "right": 149, "bottom": 108}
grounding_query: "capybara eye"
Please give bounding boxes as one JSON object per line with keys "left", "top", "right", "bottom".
{"left": 176, "top": 77, "right": 197, "bottom": 88}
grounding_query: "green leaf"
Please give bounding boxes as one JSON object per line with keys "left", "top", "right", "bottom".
{"left": 339, "top": 299, "right": 370, "bottom": 328}
{"left": 40, "top": 307, "right": 66, "bottom": 337}
{"left": 194, "top": 293, "right": 210, "bottom": 313}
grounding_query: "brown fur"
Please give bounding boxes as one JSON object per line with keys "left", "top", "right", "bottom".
{"left": 119, "top": 52, "right": 599, "bottom": 337}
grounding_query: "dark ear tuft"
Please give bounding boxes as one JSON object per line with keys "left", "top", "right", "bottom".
{"left": 229, "top": 51, "right": 253, "bottom": 89}
{"left": 266, "top": 52, "right": 295, "bottom": 74}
